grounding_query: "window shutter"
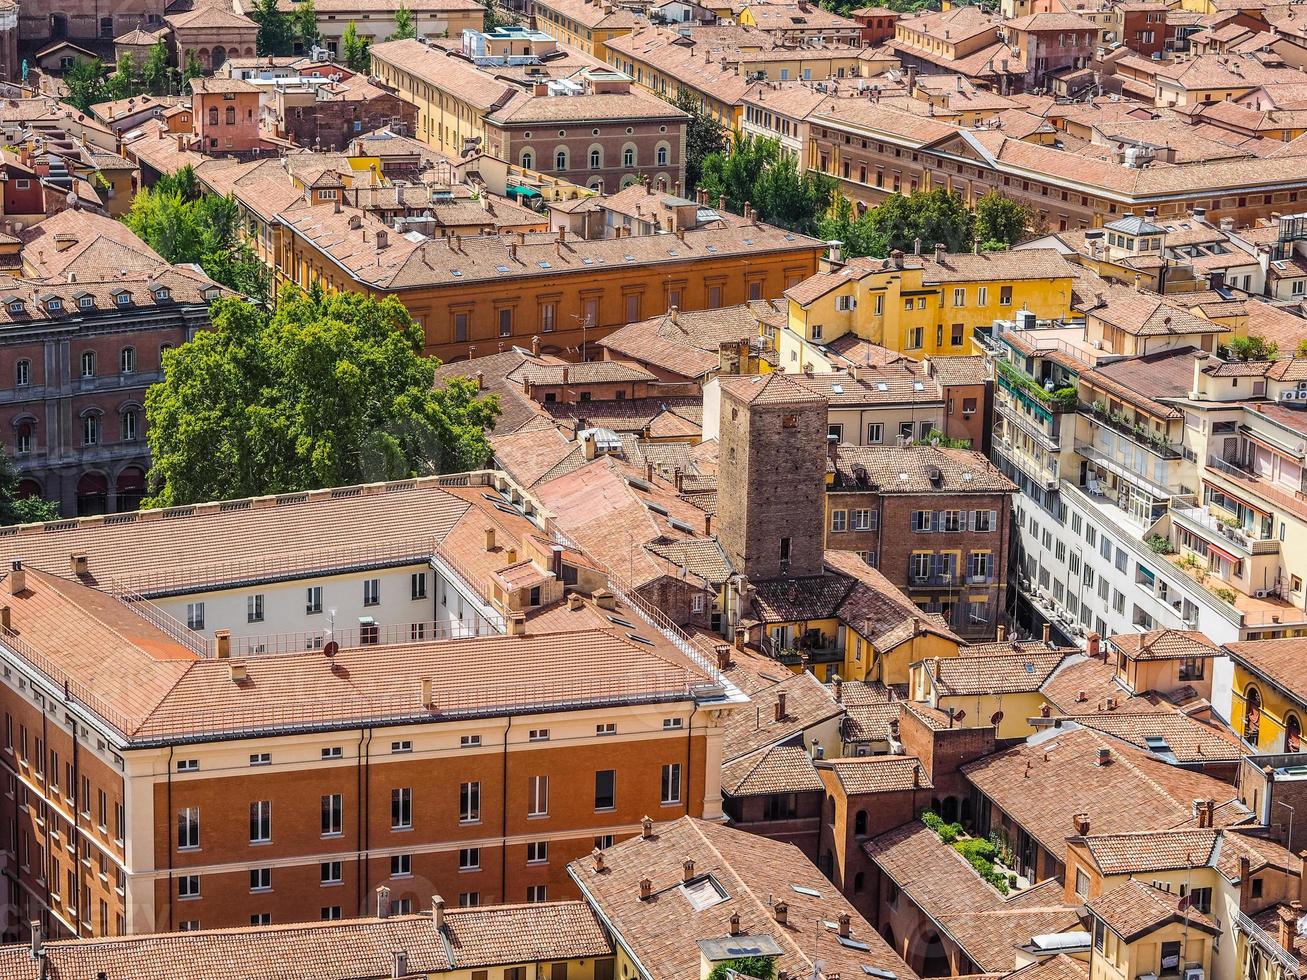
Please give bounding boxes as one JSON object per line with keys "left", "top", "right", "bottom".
{"left": 990, "top": 510, "right": 997, "bottom": 530}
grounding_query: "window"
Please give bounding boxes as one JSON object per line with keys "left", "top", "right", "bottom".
{"left": 120, "top": 347, "right": 135, "bottom": 374}
{"left": 595, "top": 834, "right": 615, "bottom": 850}
{"left": 596, "top": 723, "right": 617, "bottom": 736}
{"left": 178, "top": 875, "right": 200, "bottom": 898}
{"left": 391, "top": 854, "right": 411, "bottom": 877}
{"left": 540, "top": 302, "right": 556, "bottom": 333}
{"left": 969, "top": 552, "right": 992, "bottom": 580}
{"left": 460, "top": 735, "right": 481, "bottom": 749}
{"left": 249, "top": 801, "right": 272, "bottom": 843}
{"left": 459, "top": 847, "right": 480, "bottom": 870}
{"left": 176, "top": 759, "right": 198, "bottom": 772}
{"left": 1189, "top": 886, "right": 1212, "bottom": 913}
{"left": 589, "top": 148, "right": 601, "bottom": 169}
{"left": 941, "top": 510, "right": 962, "bottom": 532}
{"left": 322, "top": 794, "right": 343, "bottom": 836}
{"left": 852, "top": 509, "right": 874, "bottom": 531}
{"left": 830, "top": 510, "right": 847, "bottom": 533}
{"left": 867, "top": 422, "right": 883, "bottom": 443}
{"left": 391, "top": 740, "right": 412, "bottom": 753}
{"left": 459, "top": 892, "right": 480, "bottom": 907}
{"left": 974, "top": 510, "right": 996, "bottom": 532}
{"left": 555, "top": 149, "right": 567, "bottom": 171}
{"left": 247, "top": 594, "right": 264, "bottom": 623}
{"left": 899, "top": 421, "right": 914, "bottom": 440}
{"left": 15, "top": 360, "right": 29, "bottom": 387}
{"left": 953, "top": 287, "right": 966, "bottom": 307}
{"left": 460, "top": 781, "right": 480, "bottom": 823}
{"left": 527, "top": 885, "right": 548, "bottom": 903}
{"left": 82, "top": 413, "right": 99, "bottom": 446}
{"left": 999, "top": 285, "right": 1013, "bottom": 305}
{"left": 177, "top": 807, "right": 200, "bottom": 849}
{"left": 250, "top": 867, "right": 271, "bottom": 892}
{"left": 410, "top": 572, "right": 427, "bottom": 600}
{"left": 453, "top": 312, "right": 469, "bottom": 343}
{"left": 186, "top": 602, "right": 205, "bottom": 631}
{"left": 527, "top": 840, "right": 549, "bottom": 864}
{"left": 529, "top": 775, "right": 548, "bottom": 816}
{"left": 363, "top": 578, "right": 380, "bottom": 606}
{"left": 657, "top": 145, "right": 668, "bottom": 166}
{"left": 529, "top": 729, "right": 549, "bottom": 742}
{"left": 121, "top": 410, "right": 138, "bottom": 442}
{"left": 306, "top": 586, "right": 322, "bottom": 614}
{"left": 913, "top": 511, "right": 932, "bottom": 532}
{"left": 179, "top": 921, "right": 199, "bottom": 932}
{"left": 661, "top": 763, "right": 682, "bottom": 805}
{"left": 250, "top": 752, "right": 271, "bottom": 766}
{"left": 81, "top": 351, "right": 96, "bottom": 378}
{"left": 1075, "top": 869, "right": 1089, "bottom": 898}
{"left": 664, "top": 717, "right": 684, "bottom": 730}
{"left": 391, "top": 788, "right": 412, "bottom": 830}
{"left": 322, "top": 906, "right": 342, "bottom": 920}
{"left": 595, "top": 769, "right": 616, "bottom": 810}
{"left": 499, "top": 308, "right": 513, "bottom": 337}
{"left": 322, "top": 746, "right": 342, "bottom": 760}
{"left": 251, "top": 914, "right": 271, "bottom": 926}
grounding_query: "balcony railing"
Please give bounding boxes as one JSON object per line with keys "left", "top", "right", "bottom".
{"left": 1079, "top": 403, "right": 1182, "bottom": 460}
{"left": 910, "top": 573, "right": 957, "bottom": 587}
{"left": 1171, "top": 505, "right": 1278, "bottom": 556}
{"left": 1235, "top": 908, "right": 1301, "bottom": 976}
{"left": 996, "top": 399, "right": 1061, "bottom": 452}
{"left": 996, "top": 362, "right": 1078, "bottom": 415}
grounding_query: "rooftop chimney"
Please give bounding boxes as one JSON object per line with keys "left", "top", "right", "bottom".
{"left": 834, "top": 675, "right": 843, "bottom": 703}
{"left": 214, "top": 630, "right": 232, "bottom": 659}
{"left": 421, "top": 677, "right": 433, "bottom": 707}
{"left": 1086, "top": 632, "right": 1101, "bottom": 659}
{"left": 640, "top": 877, "right": 653, "bottom": 899}
{"left": 1041, "top": 623, "right": 1051, "bottom": 645}
{"left": 775, "top": 691, "right": 788, "bottom": 722}
{"left": 729, "top": 911, "right": 741, "bottom": 936}
{"left": 1097, "top": 747, "right": 1112, "bottom": 766}
{"left": 593, "top": 848, "right": 606, "bottom": 871}
{"left": 432, "top": 894, "right": 446, "bottom": 931}
{"left": 715, "top": 645, "right": 731, "bottom": 671}
{"left": 683, "top": 859, "right": 695, "bottom": 882}
{"left": 996, "top": 625, "right": 1006, "bottom": 642}
{"left": 1073, "top": 812, "right": 1090, "bottom": 835}
{"left": 774, "top": 901, "right": 788, "bottom": 926}
{"left": 734, "top": 626, "right": 746, "bottom": 652}
{"left": 838, "top": 914, "right": 851, "bottom": 939}
{"left": 0, "top": 605, "right": 9, "bottom": 633}
{"left": 229, "top": 662, "right": 248, "bottom": 683}
{"left": 642, "top": 815, "right": 654, "bottom": 838}
{"left": 376, "top": 885, "right": 392, "bottom": 919}
{"left": 29, "top": 919, "right": 41, "bottom": 961}
{"left": 934, "top": 242, "right": 946, "bottom": 262}
{"left": 484, "top": 527, "right": 496, "bottom": 552}
{"left": 70, "top": 552, "right": 88, "bottom": 577}
{"left": 531, "top": 335, "right": 541, "bottom": 356}
{"left": 8, "top": 560, "right": 24, "bottom": 595}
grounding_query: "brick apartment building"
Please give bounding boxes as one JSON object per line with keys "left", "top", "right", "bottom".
{"left": 826, "top": 445, "right": 1017, "bottom": 640}
{"left": 272, "top": 75, "right": 416, "bottom": 153}
{"left": 0, "top": 473, "right": 741, "bottom": 942}
{"left": 7, "top": 210, "right": 226, "bottom": 516}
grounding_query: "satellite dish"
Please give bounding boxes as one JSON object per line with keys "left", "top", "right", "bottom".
{"left": 954, "top": 709, "right": 967, "bottom": 721}
{"left": 323, "top": 640, "right": 339, "bottom": 659}
{"left": 991, "top": 710, "right": 1004, "bottom": 725}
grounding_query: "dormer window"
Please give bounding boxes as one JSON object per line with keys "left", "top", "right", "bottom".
{"left": 115, "top": 292, "right": 130, "bottom": 306}
{"left": 203, "top": 287, "right": 220, "bottom": 301}
{"left": 7, "top": 301, "right": 22, "bottom": 315}
{"left": 154, "top": 287, "right": 170, "bottom": 301}
{"left": 78, "top": 296, "right": 93, "bottom": 310}
{"left": 319, "top": 189, "right": 337, "bottom": 200}
{"left": 46, "top": 299, "right": 61, "bottom": 312}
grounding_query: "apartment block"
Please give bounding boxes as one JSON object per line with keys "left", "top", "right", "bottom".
{"left": 0, "top": 472, "right": 742, "bottom": 942}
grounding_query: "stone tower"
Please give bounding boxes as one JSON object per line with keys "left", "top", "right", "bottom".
{"left": 716, "top": 373, "right": 829, "bottom": 581}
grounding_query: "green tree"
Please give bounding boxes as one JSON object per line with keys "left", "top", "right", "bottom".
{"left": 62, "top": 58, "right": 108, "bottom": 114}
{"left": 706, "top": 957, "right": 777, "bottom": 980}
{"left": 122, "top": 173, "right": 271, "bottom": 304}
{"left": 697, "top": 134, "right": 832, "bottom": 235}
{"left": 0, "top": 454, "right": 60, "bottom": 526}
{"left": 105, "top": 53, "right": 138, "bottom": 101}
{"left": 142, "top": 38, "right": 172, "bottom": 95}
{"left": 143, "top": 288, "right": 500, "bottom": 506}
{"left": 182, "top": 49, "right": 204, "bottom": 86}
{"left": 672, "top": 88, "right": 727, "bottom": 194}
{"left": 342, "top": 21, "right": 371, "bottom": 72}
{"left": 482, "top": 0, "right": 520, "bottom": 32}
{"left": 253, "top": 0, "right": 296, "bottom": 56}
{"left": 294, "top": 0, "right": 322, "bottom": 50}
{"left": 973, "top": 190, "right": 1029, "bottom": 251}
{"left": 1297, "top": 337, "right": 1307, "bottom": 358}
{"left": 389, "top": 0, "right": 416, "bottom": 39}
{"left": 1225, "top": 335, "right": 1279, "bottom": 362}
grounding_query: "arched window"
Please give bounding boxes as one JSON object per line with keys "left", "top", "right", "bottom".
{"left": 520, "top": 149, "right": 534, "bottom": 170}
{"left": 15, "top": 421, "right": 32, "bottom": 455}
{"left": 1288, "top": 713, "right": 1302, "bottom": 753}
{"left": 120, "top": 409, "right": 138, "bottom": 443}
{"left": 120, "top": 347, "right": 135, "bottom": 374}
{"left": 589, "top": 148, "right": 601, "bottom": 169}
{"left": 555, "top": 148, "right": 568, "bottom": 172}
{"left": 1245, "top": 685, "right": 1263, "bottom": 744}
{"left": 225, "top": 107, "right": 236, "bottom": 125}
{"left": 623, "top": 146, "right": 635, "bottom": 167}
{"left": 853, "top": 871, "right": 865, "bottom": 893}
{"left": 80, "top": 351, "right": 96, "bottom": 378}
{"left": 656, "top": 145, "right": 668, "bottom": 166}
{"left": 14, "top": 359, "right": 29, "bottom": 387}
{"left": 854, "top": 810, "right": 868, "bottom": 836}
{"left": 82, "top": 413, "right": 100, "bottom": 447}
{"left": 208, "top": 107, "right": 218, "bottom": 126}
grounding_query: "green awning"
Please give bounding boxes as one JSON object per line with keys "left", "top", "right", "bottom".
{"left": 506, "top": 185, "right": 541, "bottom": 197}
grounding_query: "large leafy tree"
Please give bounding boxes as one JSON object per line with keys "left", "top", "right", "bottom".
{"left": 672, "top": 88, "right": 727, "bottom": 194}
{"left": 253, "top": 0, "right": 296, "bottom": 56}
{"left": 698, "top": 134, "right": 833, "bottom": 235}
{"left": 182, "top": 49, "right": 205, "bottom": 85}
{"left": 294, "top": 0, "right": 322, "bottom": 50}
{"left": 142, "top": 39, "right": 172, "bottom": 96}
{"left": 342, "top": 21, "right": 371, "bottom": 72}
{"left": 122, "top": 168, "right": 271, "bottom": 303}
{"left": 143, "top": 287, "right": 500, "bottom": 506}
{"left": 974, "top": 191, "right": 1030, "bottom": 251}
{"left": 818, "top": 189, "right": 975, "bottom": 259}
{"left": 0, "top": 454, "right": 59, "bottom": 525}
{"left": 62, "top": 58, "right": 108, "bottom": 113}
{"left": 389, "top": 1, "right": 416, "bottom": 39}
{"left": 1224, "top": 335, "right": 1279, "bottom": 362}
{"left": 105, "top": 54, "right": 137, "bottom": 101}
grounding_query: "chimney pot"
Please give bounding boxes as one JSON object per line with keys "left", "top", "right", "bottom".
{"left": 683, "top": 859, "right": 695, "bottom": 882}
{"left": 774, "top": 900, "right": 788, "bottom": 925}
{"left": 734, "top": 626, "right": 746, "bottom": 652}
{"left": 838, "top": 913, "right": 851, "bottom": 938}
{"left": 642, "top": 815, "right": 654, "bottom": 838}
{"left": 729, "top": 911, "right": 741, "bottom": 936}
{"left": 1042, "top": 623, "right": 1052, "bottom": 645}
{"left": 484, "top": 527, "right": 496, "bottom": 552}
{"left": 775, "top": 690, "right": 788, "bottom": 722}
{"left": 376, "top": 885, "right": 392, "bottom": 919}
{"left": 715, "top": 645, "right": 731, "bottom": 671}
{"left": 8, "top": 560, "right": 25, "bottom": 595}
{"left": 640, "top": 877, "right": 652, "bottom": 899}
{"left": 996, "top": 625, "right": 1006, "bottom": 642}
{"left": 593, "top": 847, "right": 605, "bottom": 871}
{"left": 214, "top": 629, "right": 232, "bottom": 659}
{"left": 531, "top": 335, "right": 541, "bottom": 356}
{"left": 432, "top": 894, "right": 446, "bottom": 931}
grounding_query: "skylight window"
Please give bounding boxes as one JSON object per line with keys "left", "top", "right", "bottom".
{"left": 791, "top": 884, "right": 821, "bottom": 898}
{"left": 831, "top": 384, "right": 844, "bottom": 394}
{"left": 681, "top": 876, "right": 728, "bottom": 910}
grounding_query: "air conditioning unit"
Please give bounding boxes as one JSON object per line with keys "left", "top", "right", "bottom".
{"left": 1185, "top": 967, "right": 1204, "bottom": 980}
{"left": 1255, "top": 589, "right": 1272, "bottom": 599}
{"left": 1282, "top": 390, "right": 1300, "bottom": 402}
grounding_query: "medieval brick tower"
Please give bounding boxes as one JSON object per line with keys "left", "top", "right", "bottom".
{"left": 716, "top": 373, "right": 829, "bottom": 581}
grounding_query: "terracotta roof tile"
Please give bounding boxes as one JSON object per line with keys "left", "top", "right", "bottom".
{"left": 1111, "top": 629, "right": 1221, "bottom": 662}
{"left": 1087, "top": 880, "right": 1219, "bottom": 942}
{"left": 821, "top": 755, "right": 932, "bottom": 794}
{"left": 830, "top": 446, "right": 1015, "bottom": 495}
{"left": 722, "top": 744, "right": 825, "bottom": 796}
{"left": 723, "top": 669, "right": 842, "bottom": 762}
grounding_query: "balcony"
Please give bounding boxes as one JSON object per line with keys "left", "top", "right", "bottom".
{"left": 996, "top": 361, "right": 1078, "bottom": 416}
{"left": 1171, "top": 504, "right": 1279, "bottom": 557}
{"left": 1206, "top": 455, "right": 1307, "bottom": 524}
{"left": 994, "top": 439, "right": 1060, "bottom": 492}
{"left": 910, "top": 572, "right": 957, "bottom": 587}
{"left": 996, "top": 398, "right": 1061, "bottom": 452}
{"left": 1079, "top": 402, "right": 1181, "bottom": 460}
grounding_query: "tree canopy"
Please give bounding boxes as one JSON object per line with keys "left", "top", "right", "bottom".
{"left": 143, "top": 287, "right": 500, "bottom": 506}
{"left": 142, "top": 39, "right": 173, "bottom": 96}
{"left": 973, "top": 191, "right": 1031, "bottom": 251}
{"left": 122, "top": 167, "right": 271, "bottom": 303}
{"left": 62, "top": 58, "right": 108, "bottom": 114}
{"left": 672, "top": 88, "right": 727, "bottom": 194}
{"left": 389, "top": 1, "right": 416, "bottom": 39}
{"left": 698, "top": 134, "right": 835, "bottom": 236}
{"left": 1224, "top": 335, "right": 1279, "bottom": 362}
{"left": 818, "top": 188, "right": 975, "bottom": 258}
{"left": 253, "top": 0, "right": 297, "bottom": 55}
{"left": 342, "top": 21, "right": 371, "bottom": 72}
